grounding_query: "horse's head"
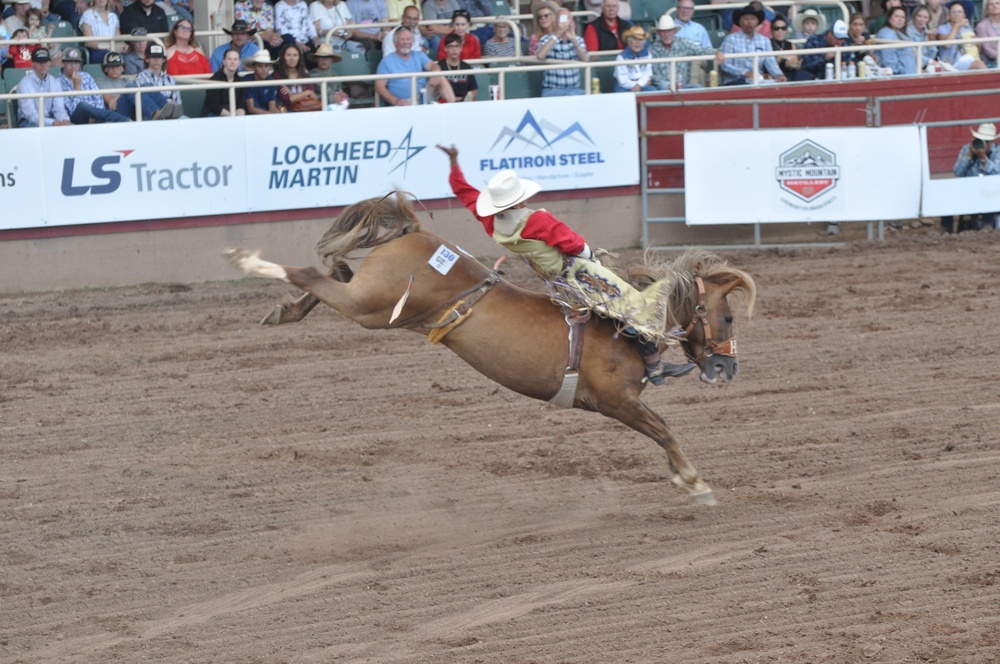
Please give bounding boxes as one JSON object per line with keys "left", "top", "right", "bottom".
{"left": 669, "top": 254, "right": 757, "bottom": 386}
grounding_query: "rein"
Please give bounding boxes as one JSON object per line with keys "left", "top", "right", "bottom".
{"left": 681, "top": 275, "right": 737, "bottom": 364}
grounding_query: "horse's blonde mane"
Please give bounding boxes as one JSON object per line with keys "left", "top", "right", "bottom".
{"left": 315, "top": 191, "right": 422, "bottom": 265}
{"left": 623, "top": 249, "right": 757, "bottom": 324}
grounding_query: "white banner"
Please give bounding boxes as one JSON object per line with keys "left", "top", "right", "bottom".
{"left": 920, "top": 126, "right": 1000, "bottom": 217}
{"left": 1, "top": 94, "right": 639, "bottom": 231}
{"left": 685, "top": 126, "right": 922, "bottom": 224}
{"left": 1, "top": 130, "right": 47, "bottom": 230}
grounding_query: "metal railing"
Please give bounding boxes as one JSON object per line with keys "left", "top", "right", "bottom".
{"left": 638, "top": 88, "right": 1000, "bottom": 250}
{"left": 5, "top": 30, "right": 1000, "bottom": 126}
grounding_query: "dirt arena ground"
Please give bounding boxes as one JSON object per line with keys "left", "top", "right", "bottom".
{"left": 2, "top": 229, "right": 999, "bottom": 663}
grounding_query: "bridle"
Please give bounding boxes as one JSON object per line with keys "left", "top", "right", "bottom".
{"left": 681, "top": 275, "right": 738, "bottom": 365}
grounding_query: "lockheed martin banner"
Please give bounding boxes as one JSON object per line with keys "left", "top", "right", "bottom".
{"left": 0, "top": 94, "right": 640, "bottom": 231}
{"left": 684, "top": 126, "right": 923, "bottom": 224}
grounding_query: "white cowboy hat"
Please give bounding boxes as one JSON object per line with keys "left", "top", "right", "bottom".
{"left": 971, "top": 122, "right": 998, "bottom": 141}
{"left": 476, "top": 170, "right": 542, "bottom": 216}
{"left": 793, "top": 8, "right": 827, "bottom": 34}
{"left": 655, "top": 14, "right": 682, "bottom": 31}
{"left": 243, "top": 50, "right": 276, "bottom": 69}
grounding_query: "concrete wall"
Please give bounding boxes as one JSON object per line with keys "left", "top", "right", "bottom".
{"left": 0, "top": 193, "right": 646, "bottom": 293}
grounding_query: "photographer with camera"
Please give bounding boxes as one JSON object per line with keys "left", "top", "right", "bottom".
{"left": 942, "top": 123, "right": 1000, "bottom": 232}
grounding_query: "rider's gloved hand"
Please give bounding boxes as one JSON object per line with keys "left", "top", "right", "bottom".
{"left": 577, "top": 243, "right": 600, "bottom": 265}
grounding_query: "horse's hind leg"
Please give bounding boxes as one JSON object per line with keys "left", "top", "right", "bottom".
{"left": 261, "top": 262, "right": 354, "bottom": 326}
{"left": 609, "top": 397, "right": 716, "bottom": 505}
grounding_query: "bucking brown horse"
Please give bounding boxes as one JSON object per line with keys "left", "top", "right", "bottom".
{"left": 226, "top": 193, "right": 756, "bottom": 505}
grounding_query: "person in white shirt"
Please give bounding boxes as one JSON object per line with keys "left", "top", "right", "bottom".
{"left": 16, "top": 48, "right": 72, "bottom": 128}
{"left": 384, "top": 4, "right": 427, "bottom": 54}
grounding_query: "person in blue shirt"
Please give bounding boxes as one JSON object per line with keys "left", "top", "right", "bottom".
{"left": 719, "top": 4, "right": 786, "bottom": 84}
{"left": 16, "top": 48, "right": 72, "bottom": 128}
{"left": 941, "top": 123, "right": 1000, "bottom": 232}
{"left": 243, "top": 50, "right": 281, "bottom": 114}
{"left": 673, "top": 0, "right": 712, "bottom": 49}
{"left": 374, "top": 26, "right": 455, "bottom": 105}
{"left": 876, "top": 7, "right": 917, "bottom": 75}
{"left": 211, "top": 19, "right": 261, "bottom": 73}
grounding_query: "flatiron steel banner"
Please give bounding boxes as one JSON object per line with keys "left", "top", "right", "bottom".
{"left": 1, "top": 94, "right": 640, "bottom": 231}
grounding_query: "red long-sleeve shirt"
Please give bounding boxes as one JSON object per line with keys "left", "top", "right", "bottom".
{"left": 448, "top": 163, "right": 587, "bottom": 257}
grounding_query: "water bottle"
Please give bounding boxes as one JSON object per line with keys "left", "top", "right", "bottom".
{"left": 857, "top": 60, "right": 867, "bottom": 78}
{"left": 847, "top": 62, "right": 857, "bottom": 79}
{"left": 591, "top": 77, "right": 601, "bottom": 94}
{"left": 709, "top": 69, "right": 718, "bottom": 87}
{"left": 825, "top": 63, "right": 834, "bottom": 80}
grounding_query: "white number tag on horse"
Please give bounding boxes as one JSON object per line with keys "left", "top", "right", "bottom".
{"left": 429, "top": 244, "right": 459, "bottom": 275}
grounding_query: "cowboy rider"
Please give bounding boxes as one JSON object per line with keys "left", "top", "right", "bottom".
{"left": 437, "top": 144, "right": 695, "bottom": 384}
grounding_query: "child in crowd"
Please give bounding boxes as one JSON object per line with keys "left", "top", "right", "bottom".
{"left": 25, "top": 8, "right": 54, "bottom": 45}
{"left": 8, "top": 28, "right": 36, "bottom": 69}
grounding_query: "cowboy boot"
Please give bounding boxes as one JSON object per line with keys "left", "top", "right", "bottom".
{"left": 635, "top": 338, "right": 696, "bottom": 385}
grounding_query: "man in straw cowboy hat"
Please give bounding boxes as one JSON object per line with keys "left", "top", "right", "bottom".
{"left": 941, "top": 122, "right": 1000, "bottom": 232}
{"left": 243, "top": 50, "right": 282, "bottom": 114}
{"left": 308, "top": 43, "right": 350, "bottom": 108}
{"left": 438, "top": 145, "right": 696, "bottom": 383}
{"left": 650, "top": 13, "right": 724, "bottom": 90}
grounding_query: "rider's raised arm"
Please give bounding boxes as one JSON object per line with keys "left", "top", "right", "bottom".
{"left": 438, "top": 144, "right": 495, "bottom": 234}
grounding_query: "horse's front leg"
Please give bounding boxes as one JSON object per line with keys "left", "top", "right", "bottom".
{"left": 607, "top": 397, "right": 716, "bottom": 506}
{"left": 261, "top": 262, "right": 353, "bottom": 326}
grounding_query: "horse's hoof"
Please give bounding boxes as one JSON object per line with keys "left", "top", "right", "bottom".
{"left": 260, "top": 306, "right": 285, "bottom": 326}
{"left": 690, "top": 490, "right": 717, "bottom": 506}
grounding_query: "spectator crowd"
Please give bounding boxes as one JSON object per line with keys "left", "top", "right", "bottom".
{"left": 4, "top": 0, "right": 1000, "bottom": 124}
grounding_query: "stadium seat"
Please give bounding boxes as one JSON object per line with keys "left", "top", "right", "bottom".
{"left": 332, "top": 52, "right": 375, "bottom": 106}
{"left": 3, "top": 67, "right": 31, "bottom": 92}
{"left": 178, "top": 86, "right": 206, "bottom": 118}
{"left": 492, "top": 0, "right": 513, "bottom": 16}
{"left": 489, "top": 63, "right": 541, "bottom": 99}
{"left": 708, "top": 28, "right": 726, "bottom": 48}
{"left": 640, "top": 0, "right": 676, "bottom": 25}
{"left": 365, "top": 48, "right": 382, "bottom": 72}
{"left": 50, "top": 20, "right": 81, "bottom": 52}
{"left": 693, "top": 12, "right": 721, "bottom": 32}
{"left": 167, "top": 13, "right": 181, "bottom": 31}
{"left": 0, "top": 78, "right": 7, "bottom": 128}
{"left": 594, "top": 54, "right": 617, "bottom": 93}
{"left": 819, "top": 6, "right": 845, "bottom": 27}
{"left": 473, "top": 70, "right": 491, "bottom": 100}
{"left": 84, "top": 63, "right": 105, "bottom": 80}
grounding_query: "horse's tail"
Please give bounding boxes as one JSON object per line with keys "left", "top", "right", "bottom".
{"left": 316, "top": 191, "right": 423, "bottom": 265}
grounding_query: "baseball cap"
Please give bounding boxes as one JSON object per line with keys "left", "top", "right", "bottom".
{"left": 130, "top": 26, "right": 148, "bottom": 36}
{"left": 832, "top": 19, "right": 848, "bottom": 39}
{"left": 62, "top": 46, "right": 83, "bottom": 62}
{"left": 103, "top": 51, "right": 124, "bottom": 67}
{"left": 147, "top": 43, "right": 166, "bottom": 58}
{"left": 31, "top": 47, "right": 50, "bottom": 63}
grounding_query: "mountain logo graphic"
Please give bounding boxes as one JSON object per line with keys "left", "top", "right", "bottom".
{"left": 490, "top": 110, "right": 596, "bottom": 152}
{"left": 774, "top": 139, "right": 841, "bottom": 203}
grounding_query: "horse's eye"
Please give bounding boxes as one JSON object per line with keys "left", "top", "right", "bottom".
{"left": 725, "top": 316, "right": 733, "bottom": 324}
